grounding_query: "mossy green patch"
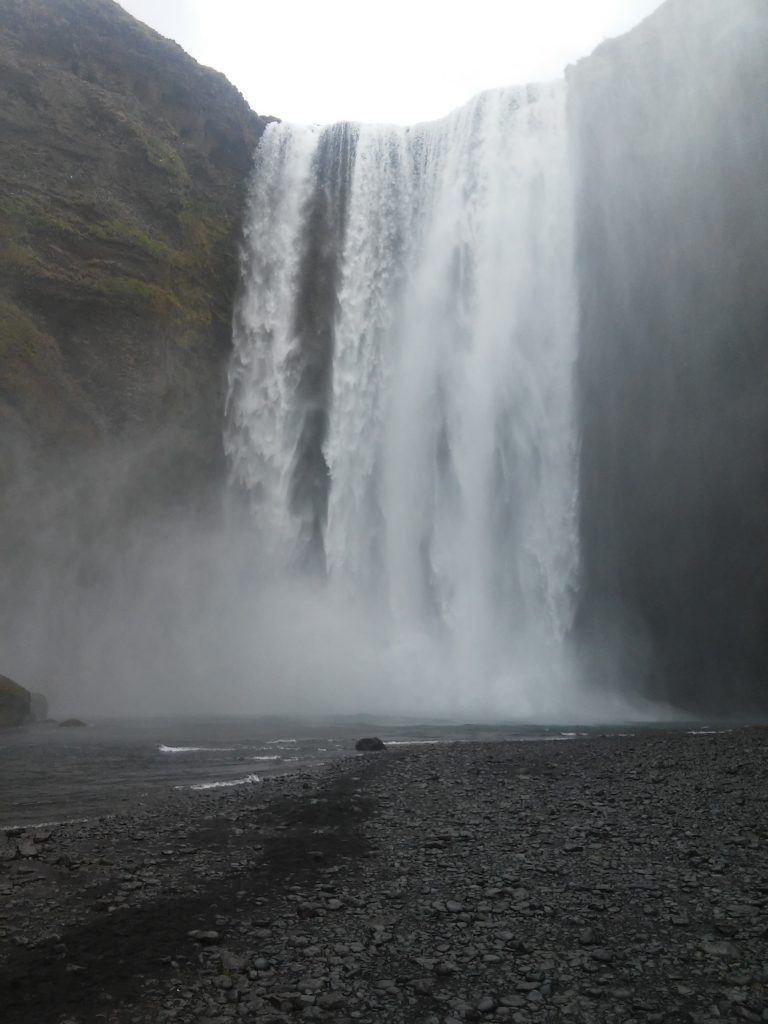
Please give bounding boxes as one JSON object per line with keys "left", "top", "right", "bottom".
{"left": 0, "top": 194, "right": 185, "bottom": 267}
{"left": 94, "top": 276, "right": 183, "bottom": 318}
{"left": 97, "top": 220, "right": 183, "bottom": 266}
{"left": 0, "top": 296, "right": 92, "bottom": 443}
{"left": 0, "top": 190, "right": 224, "bottom": 331}
{"left": 0, "top": 297, "right": 58, "bottom": 366}
{"left": 123, "top": 114, "right": 191, "bottom": 189}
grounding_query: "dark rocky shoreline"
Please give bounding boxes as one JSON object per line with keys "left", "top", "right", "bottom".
{"left": 1, "top": 729, "right": 767, "bottom": 1024}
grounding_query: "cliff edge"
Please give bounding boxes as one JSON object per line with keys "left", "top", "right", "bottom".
{"left": 570, "top": 0, "right": 768, "bottom": 711}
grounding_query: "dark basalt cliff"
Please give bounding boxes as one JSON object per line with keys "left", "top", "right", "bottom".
{"left": 571, "top": 0, "right": 768, "bottom": 712}
{"left": 0, "top": 672, "right": 31, "bottom": 727}
{"left": 0, "top": 0, "right": 268, "bottom": 507}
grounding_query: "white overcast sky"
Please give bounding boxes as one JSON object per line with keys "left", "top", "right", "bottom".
{"left": 118, "top": 0, "right": 663, "bottom": 124}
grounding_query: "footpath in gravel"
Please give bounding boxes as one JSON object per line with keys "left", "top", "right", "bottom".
{"left": 1, "top": 729, "right": 768, "bottom": 1024}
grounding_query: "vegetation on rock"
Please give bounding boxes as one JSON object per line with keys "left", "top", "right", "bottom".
{"left": 0, "top": 0, "right": 270, "bottom": 499}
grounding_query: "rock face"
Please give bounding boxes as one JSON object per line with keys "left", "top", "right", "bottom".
{"left": 0, "top": 0, "right": 271, "bottom": 706}
{"left": 0, "top": 674, "right": 31, "bottom": 727}
{"left": 0, "top": 0, "right": 268, "bottom": 504}
{"left": 570, "top": 0, "right": 768, "bottom": 712}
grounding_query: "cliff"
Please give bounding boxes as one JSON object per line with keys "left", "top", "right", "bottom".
{"left": 0, "top": 673, "right": 31, "bottom": 727}
{"left": 0, "top": 0, "right": 268, "bottom": 505}
{"left": 570, "top": 0, "right": 768, "bottom": 711}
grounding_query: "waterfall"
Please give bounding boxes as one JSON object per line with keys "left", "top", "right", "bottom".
{"left": 226, "top": 83, "right": 581, "bottom": 717}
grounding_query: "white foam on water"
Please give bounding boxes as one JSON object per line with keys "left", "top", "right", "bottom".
{"left": 0, "top": 817, "right": 90, "bottom": 832}
{"left": 179, "top": 773, "right": 262, "bottom": 791}
{"left": 384, "top": 739, "right": 443, "bottom": 746}
{"left": 158, "top": 745, "right": 235, "bottom": 753}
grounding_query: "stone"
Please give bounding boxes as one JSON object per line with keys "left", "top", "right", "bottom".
{"left": 0, "top": 674, "right": 31, "bottom": 728}
{"left": 0, "top": 842, "right": 17, "bottom": 862}
{"left": 355, "top": 737, "right": 386, "bottom": 752}
{"left": 591, "top": 948, "right": 613, "bottom": 963}
{"left": 317, "top": 993, "right": 346, "bottom": 1009}
{"left": 219, "top": 951, "right": 247, "bottom": 972}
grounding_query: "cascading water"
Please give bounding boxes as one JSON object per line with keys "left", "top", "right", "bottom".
{"left": 226, "top": 83, "right": 581, "bottom": 717}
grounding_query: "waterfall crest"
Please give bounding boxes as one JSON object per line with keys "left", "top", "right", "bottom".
{"left": 226, "top": 83, "right": 581, "bottom": 716}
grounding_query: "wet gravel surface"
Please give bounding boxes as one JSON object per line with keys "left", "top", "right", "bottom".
{"left": 1, "top": 729, "right": 768, "bottom": 1024}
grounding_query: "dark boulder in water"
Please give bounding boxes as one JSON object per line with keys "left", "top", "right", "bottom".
{"left": 0, "top": 673, "right": 31, "bottom": 727}
{"left": 355, "top": 736, "right": 386, "bottom": 752}
{"left": 58, "top": 718, "right": 87, "bottom": 728}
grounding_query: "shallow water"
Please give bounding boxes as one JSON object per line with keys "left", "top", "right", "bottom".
{"left": 0, "top": 716, "right": 729, "bottom": 828}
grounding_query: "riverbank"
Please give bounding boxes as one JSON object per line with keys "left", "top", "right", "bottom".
{"left": 1, "top": 729, "right": 767, "bottom": 1023}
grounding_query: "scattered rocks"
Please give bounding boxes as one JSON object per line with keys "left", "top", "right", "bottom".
{"left": 2, "top": 730, "right": 768, "bottom": 1024}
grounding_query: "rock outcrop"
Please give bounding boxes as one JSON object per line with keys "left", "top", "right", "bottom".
{"left": 570, "top": 0, "right": 768, "bottom": 711}
{"left": 355, "top": 737, "right": 386, "bottom": 752}
{"left": 0, "top": 673, "right": 31, "bottom": 727}
{"left": 0, "top": 0, "right": 269, "bottom": 505}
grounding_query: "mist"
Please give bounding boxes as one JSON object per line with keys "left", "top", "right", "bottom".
{"left": 570, "top": 0, "right": 768, "bottom": 712}
{"left": 3, "top": 0, "right": 767, "bottom": 723}
{"left": 0, "top": 462, "right": 669, "bottom": 723}
{"left": 0, "top": 425, "right": 666, "bottom": 722}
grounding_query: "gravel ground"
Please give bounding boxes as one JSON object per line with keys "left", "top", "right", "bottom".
{"left": 1, "top": 728, "right": 767, "bottom": 1024}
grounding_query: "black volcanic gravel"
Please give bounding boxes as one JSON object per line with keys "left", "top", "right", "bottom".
{"left": 1, "top": 729, "right": 768, "bottom": 1024}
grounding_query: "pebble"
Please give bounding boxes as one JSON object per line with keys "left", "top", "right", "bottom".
{"left": 3, "top": 732, "right": 768, "bottom": 1024}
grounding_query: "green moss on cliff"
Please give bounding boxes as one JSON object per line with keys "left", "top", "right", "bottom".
{"left": 94, "top": 276, "right": 182, "bottom": 316}
{"left": 0, "top": 298, "right": 53, "bottom": 357}
{"left": 0, "top": 0, "right": 268, "bottom": 506}
{"left": 0, "top": 297, "right": 92, "bottom": 444}
{"left": 0, "top": 189, "right": 225, "bottom": 330}
{"left": 123, "top": 114, "right": 191, "bottom": 188}
{"left": 98, "top": 220, "right": 183, "bottom": 265}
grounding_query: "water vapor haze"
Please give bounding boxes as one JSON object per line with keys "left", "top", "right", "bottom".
{"left": 5, "top": 0, "right": 766, "bottom": 722}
